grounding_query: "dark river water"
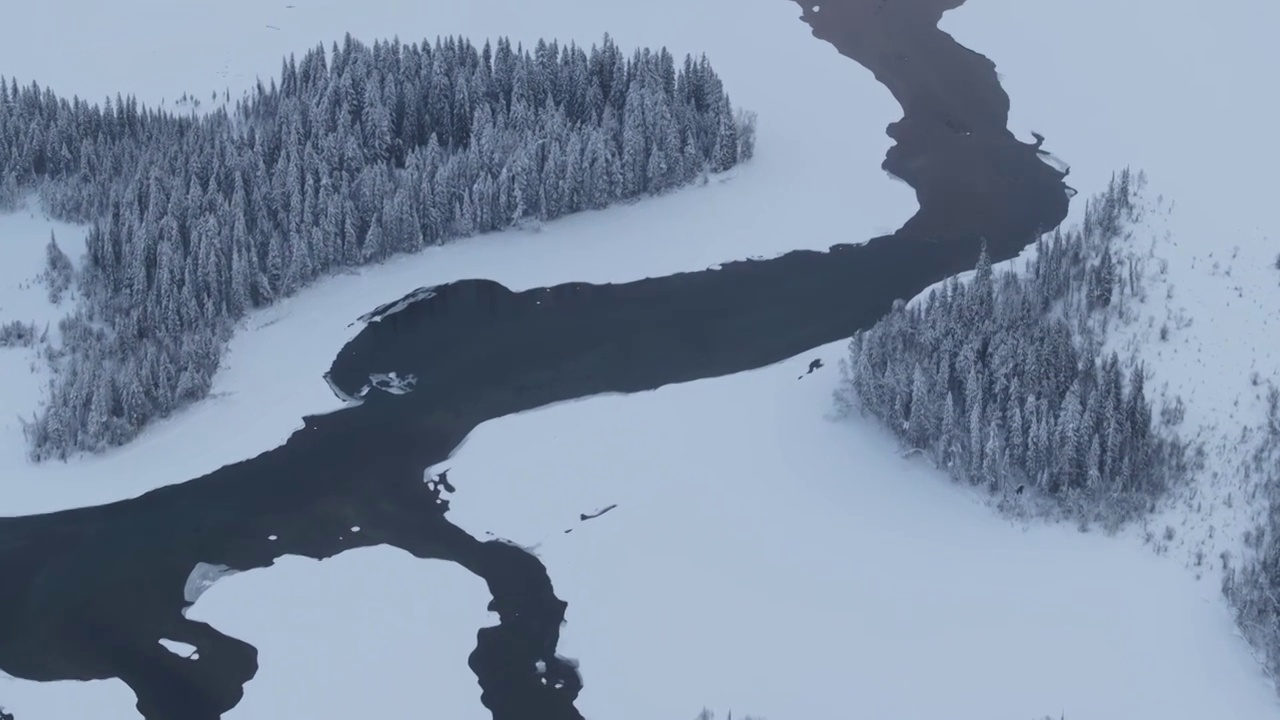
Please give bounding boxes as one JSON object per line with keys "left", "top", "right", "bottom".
{"left": 0, "top": 0, "right": 1068, "bottom": 718}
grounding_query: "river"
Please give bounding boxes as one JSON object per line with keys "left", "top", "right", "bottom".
{"left": 0, "top": 0, "right": 1068, "bottom": 718}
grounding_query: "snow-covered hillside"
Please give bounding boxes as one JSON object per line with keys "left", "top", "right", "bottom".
{"left": 940, "top": 0, "right": 1280, "bottom": 580}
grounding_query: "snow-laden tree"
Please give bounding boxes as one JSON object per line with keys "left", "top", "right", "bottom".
{"left": 44, "top": 230, "right": 73, "bottom": 304}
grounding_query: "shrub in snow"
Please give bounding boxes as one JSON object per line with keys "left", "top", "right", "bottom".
{"left": 0, "top": 320, "right": 38, "bottom": 348}
{"left": 835, "top": 170, "right": 1192, "bottom": 528}
{"left": 0, "top": 32, "right": 755, "bottom": 460}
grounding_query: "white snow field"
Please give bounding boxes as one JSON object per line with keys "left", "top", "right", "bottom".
{"left": 2, "top": 1, "right": 1280, "bottom": 720}
{"left": 940, "top": 0, "right": 1280, "bottom": 580}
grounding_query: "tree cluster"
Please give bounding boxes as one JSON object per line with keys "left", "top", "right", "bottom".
{"left": 835, "top": 169, "right": 1186, "bottom": 525}
{"left": 0, "top": 33, "right": 755, "bottom": 459}
{"left": 1223, "top": 385, "right": 1280, "bottom": 683}
{"left": 0, "top": 320, "right": 40, "bottom": 348}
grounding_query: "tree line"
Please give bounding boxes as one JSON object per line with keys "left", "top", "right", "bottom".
{"left": 835, "top": 169, "right": 1190, "bottom": 526}
{"left": 0, "top": 32, "right": 756, "bottom": 459}
{"left": 1223, "top": 385, "right": 1280, "bottom": 683}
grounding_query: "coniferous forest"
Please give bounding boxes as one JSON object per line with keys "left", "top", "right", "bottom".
{"left": 1224, "top": 386, "right": 1280, "bottom": 681}
{"left": 834, "top": 170, "right": 1193, "bottom": 527}
{"left": 0, "top": 33, "right": 757, "bottom": 459}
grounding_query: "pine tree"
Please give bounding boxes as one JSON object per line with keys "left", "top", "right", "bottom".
{"left": 735, "top": 108, "right": 757, "bottom": 162}
{"left": 908, "top": 363, "right": 934, "bottom": 449}
{"left": 1036, "top": 397, "right": 1052, "bottom": 488}
{"left": 965, "top": 363, "right": 984, "bottom": 474}
{"left": 84, "top": 369, "right": 112, "bottom": 453}
{"left": 45, "top": 230, "right": 74, "bottom": 303}
{"left": 1127, "top": 363, "right": 1152, "bottom": 487}
{"left": 1007, "top": 399, "right": 1025, "bottom": 468}
{"left": 940, "top": 392, "right": 958, "bottom": 468}
{"left": 1056, "top": 382, "right": 1084, "bottom": 490}
{"left": 1022, "top": 395, "right": 1040, "bottom": 477}
{"left": 1086, "top": 433, "right": 1103, "bottom": 491}
{"left": 543, "top": 139, "right": 565, "bottom": 219}
{"left": 363, "top": 210, "right": 383, "bottom": 262}
{"left": 620, "top": 88, "right": 647, "bottom": 196}
{"left": 972, "top": 239, "right": 994, "bottom": 322}
{"left": 712, "top": 100, "right": 738, "bottom": 172}
{"left": 982, "top": 418, "right": 1003, "bottom": 490}
{"left": 646, "top": 143, "right": 669, "bottom": 195}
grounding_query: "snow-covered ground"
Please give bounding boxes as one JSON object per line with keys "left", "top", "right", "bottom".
{"left": 187, "top": 554, "right": 493, "bottom": 720}
{"left": 940, "top": 0, "right": 1280, "bottom": 580}
{"left": 4, "top": 0, "right": 1280, "bottom": 719}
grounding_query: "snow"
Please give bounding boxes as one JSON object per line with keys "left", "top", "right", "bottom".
{"left": 0, "top": 675, "right": 137, "bottom": 720}
{"left": 2, "top": 0, "right": 1279, "bottom": 719}
{"left": 938, "top": 0, "right": 1280, "bottom": 579}
{"left": 183, "top": 562, "right": 242, "bottom": 606}
{"left": 184, "top": 553, "right": 493, "bottom": 720}
{"left": 157, "top": 640, "right": 198, "bottom": 660}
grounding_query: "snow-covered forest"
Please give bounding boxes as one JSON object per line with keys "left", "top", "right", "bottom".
{"left": 0, "top": 33, "right": 756, "bottom": 460}
{"left": 1224, "top": 386, "right": 1280, "bottom": 681}
{"left": 835, "top": 170, "right": 1192, "bottom": 528}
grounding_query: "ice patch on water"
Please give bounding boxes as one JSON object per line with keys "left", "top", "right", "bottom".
{"left": 183, "top": 562, "right": 240, "bottom": 606}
